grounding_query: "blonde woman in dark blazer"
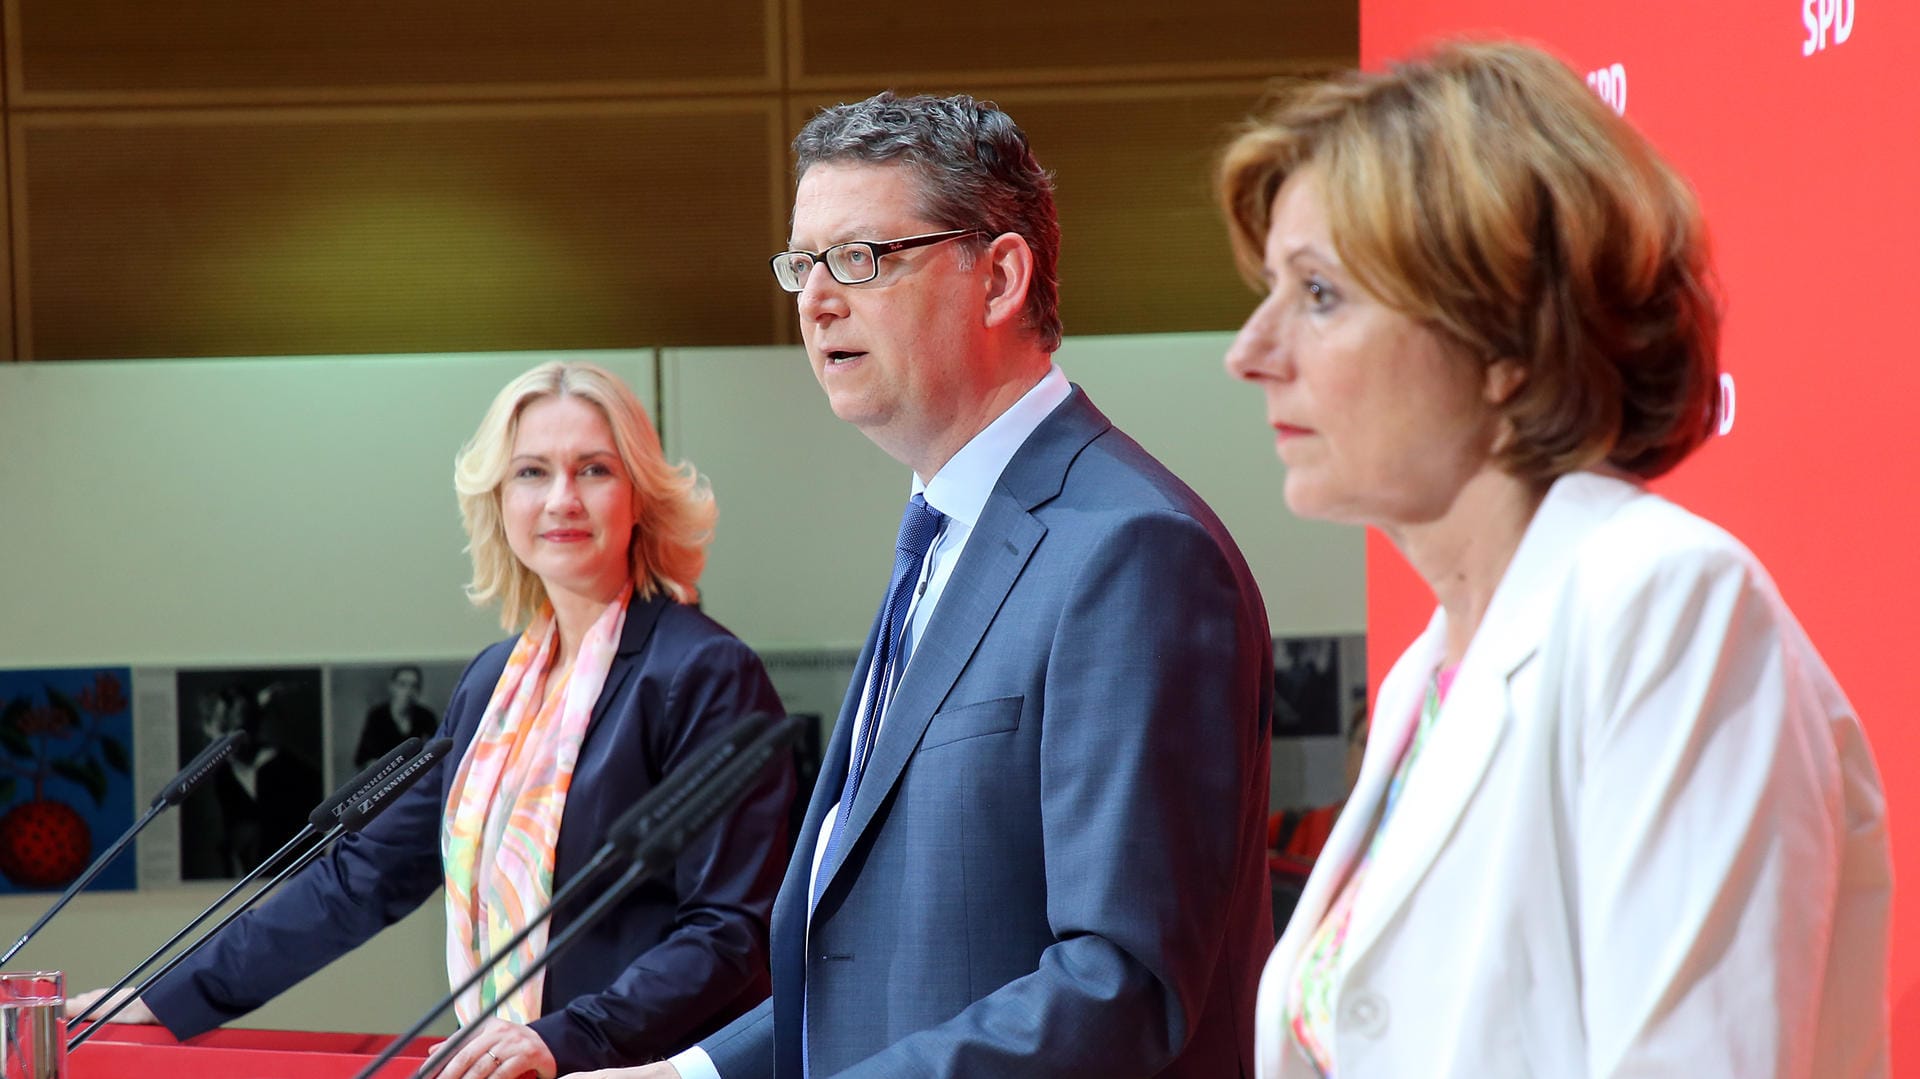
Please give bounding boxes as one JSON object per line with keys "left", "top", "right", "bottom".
{"left": 74, "top": 362, "right": 792, "bottom": 1079}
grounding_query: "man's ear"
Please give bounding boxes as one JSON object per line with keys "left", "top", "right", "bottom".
{"left": 981, "top": 232, "right": 1035, "bottom": 330}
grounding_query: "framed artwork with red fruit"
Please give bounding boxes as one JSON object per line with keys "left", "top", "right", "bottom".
{"left": 0, "top": 668, "right": 136, "bottom": 893}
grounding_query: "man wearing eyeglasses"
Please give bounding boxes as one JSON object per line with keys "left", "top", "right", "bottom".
{"left": 568, "top": 92, "right": 1273, "bottom": 1079}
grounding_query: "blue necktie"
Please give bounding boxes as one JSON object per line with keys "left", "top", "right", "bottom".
{"left": 803, "top": 492, "right": 944, "bottom": 1074}
{"left": 813, "top": 492, "right": 945, "bottom": 907}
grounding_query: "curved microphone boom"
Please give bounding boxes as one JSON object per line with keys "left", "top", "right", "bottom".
{"left": 0, "top": 730, "right": 250, "bottom": 968}
{"left": 66, "top": 738, "right": 423, "bottom": 1031}
{"left": 351, "top": 714, "right": 799, "bottom": 1079}
{"left": 68, "top": 738, "right": 453, "bottom": 1050}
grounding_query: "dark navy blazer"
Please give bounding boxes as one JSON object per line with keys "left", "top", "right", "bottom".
{"left": 145, "top": 591, "right": 793, "bottom": 1073}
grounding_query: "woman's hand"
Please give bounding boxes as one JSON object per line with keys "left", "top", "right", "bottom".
{"left": 560, "top": 1067, "right": 681, "bottom": 1079}
{"left": 428, "top": 1017, "right": 558, "bottom": 1079}
{"left": 62, "top": 986, "right": 158, "bottom": 1024}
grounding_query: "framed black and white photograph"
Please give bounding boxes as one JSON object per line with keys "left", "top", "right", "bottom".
{"left": 324, "top": 661, "right": 466, "bottom": 789}
{"left": 1271, "top": 634, "right": 1367, "bottom": 740}
{"left": 757, "top": 648, "right": 856, "bottom": 853}
{"left": 174, "top": 667, "right": 325, "bottom": 881}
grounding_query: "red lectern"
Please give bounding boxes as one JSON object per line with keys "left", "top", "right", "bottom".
{"left": 67, "top": 1022, "right": 437, "bottom": 1078}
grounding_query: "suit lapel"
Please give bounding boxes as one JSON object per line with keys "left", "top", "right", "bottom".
{"left": 832, "top": 500, "right": 1044, "bottom": 865}
{"left": 812, "top": 389, "right": 1105, "bottom": 904}
{"left": 1269, "top": 621, "right": 1439, "bottom": 972}
{"left": 1337, "top": 472, "right": 1643, "bottom": 970}
{"left": 1339, "top": 633, "right": 1523, "bottom": 968}
{"left": 583, "top": 589, "right": 667, "bottom": 740}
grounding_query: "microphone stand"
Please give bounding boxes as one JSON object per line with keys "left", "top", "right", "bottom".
{"left": 65, "top": 823, "right": 350, "bottom": 1049}
{"left": 343, "top": 841, "right": 629, "bottom": 1079}
{"left": 68, "top": 738, "right": 453, "bottom": 1050}
{"left": 351, "top": 715, "right": 799, "bottom": 1079}
{"left": 66, "top": 738, "right": 424, "bottom": 1031}
{"left": 406, "top": 858, "right": 659, "bottom": 1079}
{"left": 0, "top": 801, "right": 162, "bottom": 969}
{"left": 0, "top": 730, "right": 249, "bottom": 968}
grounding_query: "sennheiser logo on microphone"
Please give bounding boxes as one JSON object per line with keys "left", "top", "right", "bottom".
{"left": 334, "top": 753, "right": 411, "bottom": 818}
{"left": 352, "top": 748, "right": 439, "bottom": 818}
{"left": 1585, "top": 63, "right": 1627, "bottom": 115}
{"left": 1803, "top": 0, "right": 1856, "bottom": 55}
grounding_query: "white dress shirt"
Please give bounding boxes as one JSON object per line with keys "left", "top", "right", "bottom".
{"left": 671, "top": 365, "right": 1070, "bottom": 1079}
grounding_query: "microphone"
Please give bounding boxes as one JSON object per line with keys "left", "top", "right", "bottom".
{"left": 607, "top": 711, "right": 778, "bottom": 854}
{"left": 157, "top": 730, "right": 251, "bottom": 809}
{"left": 337, "top": 736, "right": 454, "bottom": 832}
{"left": 352, "top": 715, "right": 799, "bottom": 1079}
{"left": 68, "top": 738, "right": 453, "bottom": 1050}
{"left": 314, "top": 736, "right": 424, "bottom": 826}
{"left": 0, "top": 730, "right": 250, "bottom": 969}
{"left": 624, "top": 714, "right": 797, "bottom": 867}
{"left": 66, "top": 738, "right": 424, "bottom": 1031}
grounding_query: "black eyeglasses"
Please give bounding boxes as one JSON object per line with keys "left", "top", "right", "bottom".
{"left": 769, "top": 229, "right": 983, "bottom": 292}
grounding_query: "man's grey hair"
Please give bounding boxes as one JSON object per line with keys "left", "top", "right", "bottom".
{"left": 794, "top": 92, "right": 1063, "bottom": 352}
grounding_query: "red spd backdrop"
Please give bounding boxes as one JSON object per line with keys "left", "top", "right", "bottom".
{"left": 1359, "top": 0, "right": 1920, "bottom": 1071}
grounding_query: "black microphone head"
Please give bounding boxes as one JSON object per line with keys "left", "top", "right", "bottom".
{"left": 308, "top": 737, "right": 422, "bottom": 828}
{"left": 624, "top": 714, "right": 799, "bottom": 864}
{"left": 339, "top": 737, "right": 454, "bottom": 832}
{"left": 607, "top": 712, "right": 778, "bottom": 855}
{"left": 156, "top": 730, "right": 250, "bottom": 808}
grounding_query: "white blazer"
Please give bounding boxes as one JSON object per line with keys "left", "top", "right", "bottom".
{"left": 1255, "top": 472, "right": 1891, "bottom": 1078}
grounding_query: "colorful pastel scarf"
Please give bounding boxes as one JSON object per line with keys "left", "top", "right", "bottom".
{"left": 442, "top": 594, "right": 628, "bottom": 1024}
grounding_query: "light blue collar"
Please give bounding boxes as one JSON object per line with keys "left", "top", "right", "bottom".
{"left": 913, "top": 364, "right": 1070, "bottom": 527}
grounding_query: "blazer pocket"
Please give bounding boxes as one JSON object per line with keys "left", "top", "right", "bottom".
{"left": 920, "top": 695, "right": 1024, "bottom": 750}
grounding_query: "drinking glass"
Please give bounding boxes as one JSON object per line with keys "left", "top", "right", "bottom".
{"left": 0, "top": 971, "right": 64, "bottom": 1079}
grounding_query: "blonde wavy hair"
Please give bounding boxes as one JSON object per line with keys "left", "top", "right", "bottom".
{"left": 1218, "top": 40, "right": 1720, "bottom": 481}
{"left": 453, "top": 361, "right": 715, "bottom": 629}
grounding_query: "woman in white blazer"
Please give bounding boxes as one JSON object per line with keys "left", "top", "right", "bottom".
{"left": 1216, "top": 41, "right": 1890, "bottom": 1078}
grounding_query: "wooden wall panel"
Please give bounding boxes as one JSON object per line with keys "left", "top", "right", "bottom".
{"left": 6, "top": 0, "right": 779, "bottom": 103}
{"left": 787, "top": 83, "right": 1274, "bottom": 338}
{"left": 791, "top": 0, "right": 1353, "bottom": 87}
{"left": 0, "top": 25, "right": 11, "bottom": 361}
{"left": 15, "top": 102, "right": 786, "bottom": 359}
{"left": 0, "top": 0, "right": 1355, "bottom": 362}
{"left": 996, "top": 84, "right": 1277, "bottom": 337}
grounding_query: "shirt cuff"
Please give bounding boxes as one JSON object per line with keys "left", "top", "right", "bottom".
{"left": 669, "top": 1045, "right": 722, "bottom": 1079}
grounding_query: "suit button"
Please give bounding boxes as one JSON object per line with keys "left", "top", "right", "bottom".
{"left": 1340, "top": 989, "right": 1389, "bottom": 1038}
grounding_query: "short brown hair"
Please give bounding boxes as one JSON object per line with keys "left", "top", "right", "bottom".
{"left": 453, "top": 361, "right": 715, "bottom": 629}
{"left": 1218, "top": 40, "right": 1720, "bottom": 481}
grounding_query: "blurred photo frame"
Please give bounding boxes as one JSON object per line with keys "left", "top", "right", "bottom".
{"left": 323, "top": 661, "right": 467, "bottom": 789}
{"left": 1272, "top": 634, "right": 1367, "bottom": 740}
{"left": 174, "top": 667, "right": 324, "bottom": 881}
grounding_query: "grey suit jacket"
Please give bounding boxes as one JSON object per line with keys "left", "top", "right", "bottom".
{"left": 703, "top": 387, "right": 1274, "bottom": 1078}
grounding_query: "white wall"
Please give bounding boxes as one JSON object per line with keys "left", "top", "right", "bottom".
{"left": 0, "top": 349, "right": 655, "bottom": 667}
{"left": 0, "top": 336, "right": 1362, "bottom": 1033}
{"left": 0, "top": 349, "right": 656, "bottom": 1033}
{"left": 665, "top": 333, "right": 1365, "bottom": 647}
{"left": 667, "top": 334, "right": 1366, "bottom": 813}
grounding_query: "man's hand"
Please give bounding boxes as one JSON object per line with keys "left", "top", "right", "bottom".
{"left": 428, "top": 1017, "right": 558, "bottom": 1079}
